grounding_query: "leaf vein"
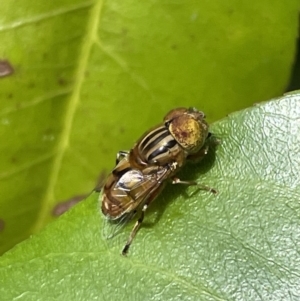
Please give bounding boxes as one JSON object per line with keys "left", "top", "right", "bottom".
{"left": 0, "top": 88, "right": 72, "bottom": 117}
{"left": 32, "top": 0, "right": 104, "bottom": 233}
{"left": 0, "top": 152, "right": 55, "bottom": 180}
{"left": 0, "top": 1, "right": 94, "bottom": 32}
{"left": 94, "top": 37, "right": 150, "bottom": 92}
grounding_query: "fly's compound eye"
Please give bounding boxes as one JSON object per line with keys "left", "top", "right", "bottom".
{"left": 168, "top": 113, "right": 208, "bottom": 153}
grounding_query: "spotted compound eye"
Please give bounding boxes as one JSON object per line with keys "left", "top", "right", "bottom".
{"left": 166, "top": 108, "right": 209, "bottom": 153}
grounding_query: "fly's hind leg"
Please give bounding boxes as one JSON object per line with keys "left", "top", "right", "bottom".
{"left": 121, "top": 183, "right": 165, "bottom": 256}
{"left": 171, "top": 177, "right": 217, "bottom": 194}
{"left": 122, "top": 204, "right": 148, "bottom": 256}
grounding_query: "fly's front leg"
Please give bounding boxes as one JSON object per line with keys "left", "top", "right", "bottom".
{"left": 116, "top": 150, "right": 129, "bottom": 165}
{"left": 187, "top": 142, "right": 209, "bottom": 163}
{"left": 187, "top": 132, "right": 220, "bottom": 163}
{"left": 171, "top": 177, "right": 217, "bottom": 194}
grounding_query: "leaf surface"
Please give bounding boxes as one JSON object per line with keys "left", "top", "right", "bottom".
{"left": 0, "top": 93, "right": 300, "bottom": 300}
{"left": 0, "top": 0, "right": 299, "bottom": 253}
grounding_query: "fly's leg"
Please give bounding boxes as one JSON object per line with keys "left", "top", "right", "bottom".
{"left": 122, "top": 183, "right": 166, "bottom": 256}
{"left": 171, "top": 177, "right": 217, "bottom": 194}
{"left": 186, "top": 142, "right": 209, "bottom": 163}
{"left": 116, "top": 150, "right": 129, "bottom": 165}
{"left": 122, "top": 204, "right": 148, "bottom": 256}
{"left": 187, "top": 132, "right": 220, "bottom": 163}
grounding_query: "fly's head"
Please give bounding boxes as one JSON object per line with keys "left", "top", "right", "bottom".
{"left": 164, "top": 107, "right": 209, "bottom": 155}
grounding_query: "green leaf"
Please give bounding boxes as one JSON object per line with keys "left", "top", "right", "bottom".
{"left": 1, "top": 93, "right": 300, "bottom": 300}
{"left": 0, "top": 0, "right": 299, "bottom": 253}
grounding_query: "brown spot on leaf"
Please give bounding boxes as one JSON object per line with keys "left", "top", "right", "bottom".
{"left": 0, "top": 60, "right": 14, "bottom": 78}
{"left": 58, "top": 77, "right": 67, "bottom": 86}
{"left": 52, "top": 171, "right": 107, "bottom": 216}
{"left": 189, "top": 34, "right": 196, "bottom": 41}
{"left": 28, "top": 82, "right": 35, "bottom": 88}
{"left": 11, "top": 156, "right": 18, "bottom": 163}
{"left": 52, "top": 194, "right": 87, "bottom": 216}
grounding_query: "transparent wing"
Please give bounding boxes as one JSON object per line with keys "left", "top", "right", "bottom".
{"left": 102, "top": 210, "right": 137, "bottom": 240}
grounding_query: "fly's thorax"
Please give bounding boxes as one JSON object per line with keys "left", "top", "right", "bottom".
{"left": 134, "top": 124, "right": 185, "bottom": 166}
{"left": 164, "top": 107, "right": 209, "bottom": 155}
{"left": 141, "top": 162, "right": 178, "bottom": 179}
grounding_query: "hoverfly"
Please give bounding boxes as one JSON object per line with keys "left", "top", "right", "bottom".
{"left": 100, "top": 107, "right": 216, "bottom": 255}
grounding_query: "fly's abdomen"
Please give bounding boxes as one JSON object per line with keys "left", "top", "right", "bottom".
{"left": 102, "top": 163, "right": 145, "bottom": 220}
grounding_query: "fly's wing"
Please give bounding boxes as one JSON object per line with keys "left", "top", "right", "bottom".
{"left": 102, "top": 167, "right": 170, "bottom": 240}
{"left": 102, "top": 209, "right": 137, "bottom": 240}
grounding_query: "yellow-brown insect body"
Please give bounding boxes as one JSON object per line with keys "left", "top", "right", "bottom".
{"left": 101, "top": 107, "right": 211, "bottom": 253}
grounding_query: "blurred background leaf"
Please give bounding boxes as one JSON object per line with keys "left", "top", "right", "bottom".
{"left": 0, "top": 0, "right": 299, "bottom": 254}
{"left": 1, "top": 94, "right": 300, "bottom": 300}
